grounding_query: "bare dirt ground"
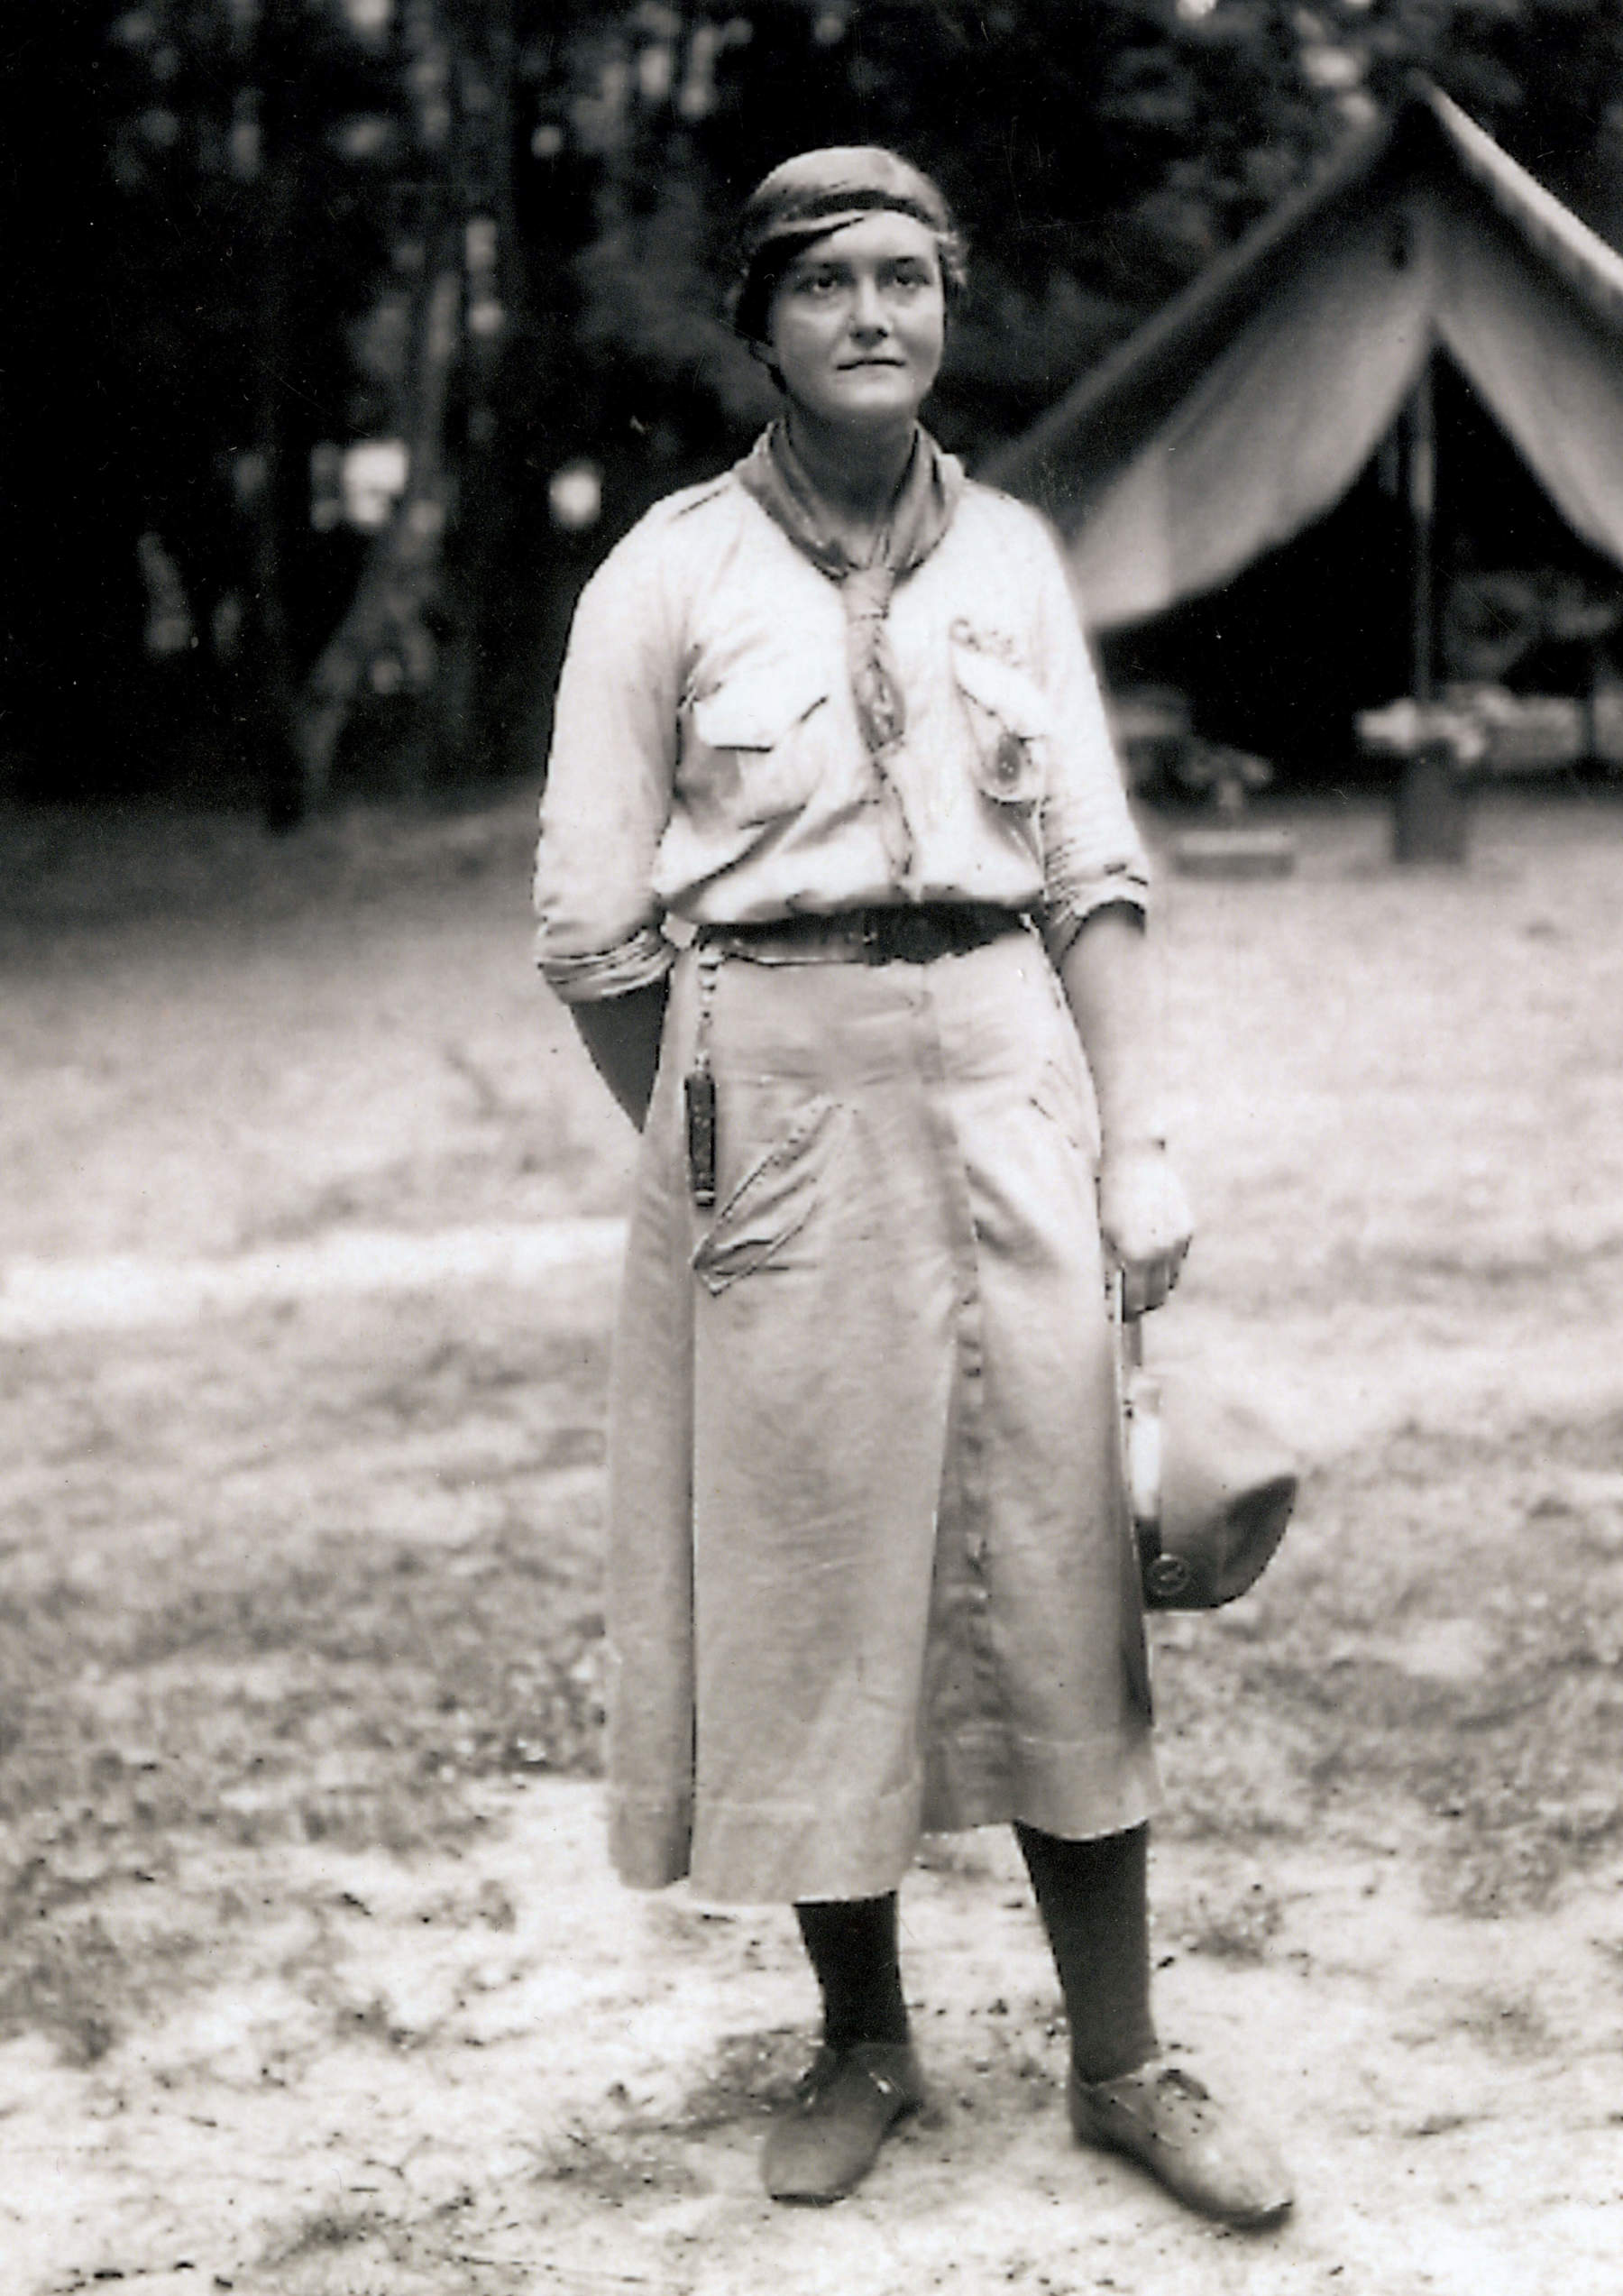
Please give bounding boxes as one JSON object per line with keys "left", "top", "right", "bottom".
{"left": 4, "top": 787, "right": 1623, "bottom": 2295}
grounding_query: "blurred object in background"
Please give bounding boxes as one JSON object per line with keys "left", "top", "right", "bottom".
{"left": 309, "top": 439, "right": 412, "bottom": 535}
{"left": 1360, "top": 679, "right": 1620, "bottom": 781}
{"left": 1443, "top": 569, "right": 1621, "bottom": 685}
{"left": 548, "top": 462, "right": 604, "bottom": 534}
{"left": 1440, "top": 688, "right": 1585, "bottom": 776}
{"left": 338, "top": 441, "right": 411, "bottom": 533}
{"left": 1356, "top": 694, "right": 1490, "bottom": 770}
{"left": 1593, "top": 666, "right": 1623, "bottom": 768}
{"left": 1355, "top": 702, "right": 1476, "bottom": 862}
{"left": 136, "top": 533, "right": 195, "bottom": 660}
{"left": 1177, "top": 741, "right": 1275, "bottom": 821}
{"left": 1109, "top": 685, "right": 1190, "bottom": 795}
{"left": 1110, "top": 686, "right": 1274, "bottom": 817}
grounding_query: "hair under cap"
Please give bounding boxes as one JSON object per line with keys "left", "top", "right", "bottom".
{"left": 732, "top": 145, "right": 963, "bottom": 341}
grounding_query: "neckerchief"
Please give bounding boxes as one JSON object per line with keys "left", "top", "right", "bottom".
{"left": 735, "top": 421, "right": 965, "bottom": 877}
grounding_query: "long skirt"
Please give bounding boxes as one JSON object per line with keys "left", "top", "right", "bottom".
{"left": 603, "top": 923, "right": 1158, "bottom": 1905}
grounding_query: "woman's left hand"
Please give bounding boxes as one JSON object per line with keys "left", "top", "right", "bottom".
{"left": 1097, "top": 1142, "right": 1194, "bottom": 1320}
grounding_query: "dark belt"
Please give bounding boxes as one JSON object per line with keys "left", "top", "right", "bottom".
{"left": 697, "top": 902, "right": 1026, "bottom": 967}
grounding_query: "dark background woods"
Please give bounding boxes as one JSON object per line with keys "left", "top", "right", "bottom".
{"left": 7, "top": 0, "right": 1623, "bottom": 819}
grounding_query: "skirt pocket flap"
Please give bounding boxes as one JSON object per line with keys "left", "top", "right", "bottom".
{"left": 692, "top": 1093, "right": 846, "bottom": 1295}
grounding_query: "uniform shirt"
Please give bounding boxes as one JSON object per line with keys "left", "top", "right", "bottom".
{"left": 534, "top": 464, "right": 1148, "bottom": 1002}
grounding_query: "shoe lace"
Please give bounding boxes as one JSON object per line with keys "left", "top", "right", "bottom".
{"left": 1145, "top": 2064, "right": 1215, "bottom": 2134}
{"left": 793, "top": 2043, "right": 907, "bottom": 2112}
{"left": 792, "top": 2046, "right": 843, "bottom": 2108}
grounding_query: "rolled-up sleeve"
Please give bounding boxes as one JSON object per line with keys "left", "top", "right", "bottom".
{"left": 533, "top": 525, "right": 683, "bottom": 1003}
{"left": 1025, "top": 520, "right": 1150, "bottom": 969}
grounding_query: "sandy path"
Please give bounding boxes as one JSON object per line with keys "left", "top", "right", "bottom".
{"left": 3, "top": 1781, "right": 1618, "bottom": 2296}
{"left": 0, "top": 1220, "right": 626, "bottom": 1341}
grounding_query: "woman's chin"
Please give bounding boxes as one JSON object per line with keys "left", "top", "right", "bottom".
{"left": 806, "top": 383, "right": 927, "bottom": 433}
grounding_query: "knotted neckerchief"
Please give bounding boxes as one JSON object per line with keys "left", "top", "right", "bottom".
{"left": 736, "top": 421, "right": 965, "bottom": 880}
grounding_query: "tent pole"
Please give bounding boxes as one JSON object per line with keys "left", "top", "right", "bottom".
{"left": 1392, "top": 351, "right": 1468, "bottom": 863}
{"left": 1407, "top": 357, "right": 1436, "bottom": 703}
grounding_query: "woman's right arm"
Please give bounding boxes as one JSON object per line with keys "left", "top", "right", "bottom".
{"left": 533, "top": 522, "right": 684, "bottom": 1116}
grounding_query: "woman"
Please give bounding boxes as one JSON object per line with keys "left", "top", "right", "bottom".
{"left": 534, "top": 148, "right": 1291, "bottom": 2228}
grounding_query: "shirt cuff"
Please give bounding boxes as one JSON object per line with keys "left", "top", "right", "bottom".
{"left": 1037, "top": 859, "right": 1151, "bottom": 970}
{"left": 537, "top": 924, "right": 676, "bottom": 1004}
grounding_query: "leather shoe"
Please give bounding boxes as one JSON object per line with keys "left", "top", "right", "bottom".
{"left": 762, "top": 2040, "right": 925, "bottom": 2204}
{"left": 1068, "top": 2061, "right": 1293, "bottom": 2229}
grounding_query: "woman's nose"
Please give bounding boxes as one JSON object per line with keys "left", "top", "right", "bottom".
{"left": 848, "top": 276, "right": 890, "bottom": 336}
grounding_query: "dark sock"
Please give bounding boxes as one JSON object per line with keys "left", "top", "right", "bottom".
{"left": 1015, "top": 1822, "right": 1158, "bottom": 2084}
{"left": 794, "top": 1892, "right": 911, "bottom": 2051}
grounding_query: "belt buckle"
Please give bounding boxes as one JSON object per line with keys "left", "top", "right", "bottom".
{"left": 888, "top": 906, "right": 941, "bottom": 964}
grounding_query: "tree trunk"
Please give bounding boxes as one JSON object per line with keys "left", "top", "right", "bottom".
{"left": 294, "top": 247, "right": 462, "bottom": 809}
{"left": 247, "top": 0, "right": 309, "bottom": 827}
{"left": 438, "top": 0, "right": 519, "bottom": 779}
{"left": 291, "top": 0, "right": 471, "bottom": 811}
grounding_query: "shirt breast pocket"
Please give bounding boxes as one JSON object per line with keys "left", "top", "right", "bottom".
{"left": 683, "top": 663, "right": 830, "bottom": 829}
{"left": 950, "top": 635, "right": 1053, "bottom": 811}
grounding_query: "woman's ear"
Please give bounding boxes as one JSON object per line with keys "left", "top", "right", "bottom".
{"left": 747, "top": 337, "right": 785, "bottom": 391}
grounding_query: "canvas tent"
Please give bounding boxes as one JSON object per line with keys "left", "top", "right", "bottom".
{"left": 984, "top": 82, "right": 1623, "bottom": 648}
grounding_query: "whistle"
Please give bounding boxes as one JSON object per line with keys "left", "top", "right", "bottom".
{"left": 685, "top": 1069, "right": 717, "bottom": 1208}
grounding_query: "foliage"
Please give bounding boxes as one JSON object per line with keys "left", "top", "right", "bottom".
{"left": 7, "top": 0, "right": 1621, "bottom": 806}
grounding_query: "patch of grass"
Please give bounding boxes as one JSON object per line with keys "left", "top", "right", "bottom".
{"left": 675, "top": 2026, "right": 810, "bottom": 2129}
{"left": 264, "top": 2186, "right": 520, "bottom": 2296}
{"left": 0, "top": 1289, "right": 613, "bottom": 2053}
{"left": 1170, "top": 1879, "right": 1284, "bottom": 1963}
{"left": 285, "top": 2206, "right": 390, "bottom": 2254}
{"left": 536, "top": 2119, "right": 703, "bottom": 2200}
{"left": 0, "top": 1911, "right": 124, "bottom": 2066}
{"left": 1153, "top": 1409, "right": 1623, "bottom": 1913}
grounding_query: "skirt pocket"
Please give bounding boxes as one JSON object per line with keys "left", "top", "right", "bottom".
{"left": 692, "top": 1091, "right": 848, "bottom": 1295}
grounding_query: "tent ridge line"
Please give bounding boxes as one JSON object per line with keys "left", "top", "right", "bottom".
{"left": 978, "top": 108, "right": 1398, "bottom": 499}
{"left": 1422, "top": 78, "right": 1623, "bottom": 338}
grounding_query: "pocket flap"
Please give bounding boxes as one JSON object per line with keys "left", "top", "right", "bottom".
{"left": 691, "top": 664, "right": 829, "bottom": 752}
{"left": 692, "top": 1094, "right": 846, "bottom": 1295}
{"left": 949, "top": 640, "right": 1056, "bottom": 740}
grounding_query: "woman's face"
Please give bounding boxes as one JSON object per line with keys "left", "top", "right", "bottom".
{"left": 765, "top": 211, "right": 946, "bottom": 431}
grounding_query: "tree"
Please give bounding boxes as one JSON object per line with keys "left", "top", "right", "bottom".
{"left": 8, "top": 0, "right": 1618, "bottom": 811}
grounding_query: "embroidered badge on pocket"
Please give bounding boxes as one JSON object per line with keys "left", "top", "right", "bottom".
{"left": 949, "top": 635, "right": 1052, "bottom": 810}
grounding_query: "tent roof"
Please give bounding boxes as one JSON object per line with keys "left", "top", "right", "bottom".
{"left": 1429, "top": 82, "right": 1623, "bottom": 336}
{"left": 984, "top": 83, "right": 1623, "bottom": 629}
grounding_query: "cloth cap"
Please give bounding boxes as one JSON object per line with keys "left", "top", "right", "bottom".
{"left": 737, "top": 146, "right": 955, "bottom": 268}
{"left": 1130, "top": 1364, "right": 1297, "bottom": 1612}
